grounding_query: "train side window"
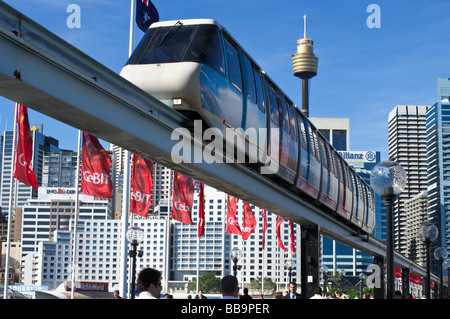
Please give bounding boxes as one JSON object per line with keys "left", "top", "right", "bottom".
{"left": 267, "top": 83, "right": 279, "bottom": 126}
{"left": 278, "top": 95, "right": 289, "bottom": 134}
{"left": 287, "top": 103, "right": 297, "bottom": 141}
{"left": 242, "top": 54, "right": 257, "bottom": 103}
{"left": 318, "top": 136, "right": 328, "bottom": 169}
{"left": 253, "top": 68, "right": 265, "bottom": 113}
{"left": 224, "top": 40, "right": 243, "bottom": 92}
{"left": 298, "top": 115, "right": 308, "bottom": 150}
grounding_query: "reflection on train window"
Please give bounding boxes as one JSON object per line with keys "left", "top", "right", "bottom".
{"left": 128, "top": 24, "right": 226, "bottom": 76}
{"left": 253, "top": 69, "right": 265, "bottom": 113}
{"left": 224, "top": 39, "right": 243, "bottom": 92}
{"left": 267, "top": 83, "right": 279, "bottom": 126}
{"left": 242, "top": 54, "right": 256, "bottom": 103}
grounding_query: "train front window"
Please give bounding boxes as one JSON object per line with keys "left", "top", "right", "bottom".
{"left": 127, "top": 24, "right": 225, "bottom": 76}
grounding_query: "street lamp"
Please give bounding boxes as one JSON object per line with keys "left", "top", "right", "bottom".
{"left": 418, "top": 222, "right": 438, "bottom": 299}
{"left": 230, "top": 247, "right": 242, "bottom": 277}
{"left": 127, "top": 226, "right": 144, "bottom": 299}
{"left": 338, "top": 269, "right": 346, "bottom": 293}
{"left": 434, "top": 247, "right": 448, "bottom": 299}
{"left": 370, "top": 160, "right": 407, "bottom": 299}
{"left": 359, "top": 273, "right": 366, "bottom": 299}
{"left": 320, "top": 265, "right": 328, "bottom": 294}
{"left": 443, "top": 258, "right": 450, "bottom": 298}
{"left": 285, "top": 258, "right": 296, "bottom": 284}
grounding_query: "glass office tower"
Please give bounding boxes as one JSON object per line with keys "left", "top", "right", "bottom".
{"left": 426, "top": 77, "right": 450, "bottom": 274}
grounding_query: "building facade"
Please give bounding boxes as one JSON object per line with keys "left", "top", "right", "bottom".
{"left": 388, "top": 105, "right": 429, "bottom": 256}
{"left": 426, "top": 77, "right": 450, "bottom": 274}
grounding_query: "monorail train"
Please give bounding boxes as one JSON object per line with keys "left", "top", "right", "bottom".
{"left": 120, "top": 19, "right": 375, "bottom": 235}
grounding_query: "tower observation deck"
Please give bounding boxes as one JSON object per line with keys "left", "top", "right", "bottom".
{"left": 291, "top": 15, "right": 318, "bottom": 117}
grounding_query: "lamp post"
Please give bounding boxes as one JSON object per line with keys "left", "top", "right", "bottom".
{"left": 443, "top": 258, "right": 450, "bottom": 298}
{"left": 359, "top": 273, "right": 366, "bottom": 299}
{"left": 320, "top": 265, "right": 328, "bottom": 295}
{"left": 418, "top": 222, "right": 438, "bottom": 299}
{"left": 230, "top": 247, "right": 242, "bottom": 277}
{"left": 370, "top": 160, "right": 407, "bottom": 299}
{"left": 434, "top": 247, "right": 448, "bottom": 299}
{"left": 127, "top": 226, "right": 144, "bottom": 299}
{"left": 338, "top": 268, "right": 346, "bottom": 293}
{"left": 285, "top": 258, "right": 296, "bottom": 284}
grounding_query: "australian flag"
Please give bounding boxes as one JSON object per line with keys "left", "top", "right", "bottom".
{"left": 136, "top": 0, "right": 159, "bottom": 32}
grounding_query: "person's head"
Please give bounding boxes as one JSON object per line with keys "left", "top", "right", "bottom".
{"left": 289, "top": 281, "right": 297, "bottom": 294}
{"left": 243, "top": 287, "right": 249, "bottom": 294}
{"left": 137, "top": 268, "right": 162, "bottom": 298}
{"left": 198, "top": 290, "right": 203, "bottom": 296}
{"left": 314, "top": 286, "right": 322, "bottom": 295}
{"left": 220, "top": 275, "right": 239, "bottom": 297}
{"left": 113, "top": 290, "right": 121, "bottom": 298}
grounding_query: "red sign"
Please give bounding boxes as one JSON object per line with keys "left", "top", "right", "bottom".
{"left": 14, "top": 104, "right": 38, "bottom": 189}
{"left": 130, "top": 154, "right": 153, "bottom": 217}
{"left": 171, "top": 172, "right": 195, "bottom": 224}
{"left": 276, "top": 216, "right": 287, "bottom": 251}
{"left": 226, "top": 195, "right": 242, "bottom": 236}
{"left": 198, "top": 182, "right": 205, "bottom": 238}
{"left": 81, "top": 132, "right": 113, "bottom": 198}
{"left": 289, "top": 220, "right": 296, "bottom": 253}
{"left": 242, "top": 202, "right": 256, "bottom": 240}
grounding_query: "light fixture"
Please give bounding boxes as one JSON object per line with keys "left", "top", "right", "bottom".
{"left": 370, "top": 159, "right": 406, "bottom": 299}
{"left": 418, "top": 222, "right": 438, "bottom": 299}
{"left": 127, "top": 226, "right": 144, "bottom": 299}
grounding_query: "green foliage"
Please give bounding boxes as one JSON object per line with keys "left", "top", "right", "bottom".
{"left": 249, "top": 276, "right": 276, "bottom": 295}
{"left": 188, "top": 272, "right": 221, "bottom": 294}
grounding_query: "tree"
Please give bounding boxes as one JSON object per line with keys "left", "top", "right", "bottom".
{"left": 250, "top": 276, "right": 276, "bottom": 295}
{"left": 188, "top": 272, "right": 221, "bottom": 294}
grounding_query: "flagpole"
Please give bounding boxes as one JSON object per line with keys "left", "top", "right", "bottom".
{"left": 3, "top": 103, "right": 18, "bottom": 299}
{"left": 118, "top": 0, "right": 135, "bottom": 299}
{"left": 70, "top": 130, "right": 82, "bottom": 299}
{"left": 261, "top": 210, "right": 265, "bottom": 297}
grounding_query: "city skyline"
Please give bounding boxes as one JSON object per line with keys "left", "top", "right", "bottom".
{"left": 0, "top": 1, "right": 449, "bottom": 158}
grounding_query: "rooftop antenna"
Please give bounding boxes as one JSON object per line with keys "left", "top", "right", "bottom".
{"left": 303, "top": 14, "right": 307, "bottom": 39}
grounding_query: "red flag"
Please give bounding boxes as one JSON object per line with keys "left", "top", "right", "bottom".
{"left": 289, "top": 220, "right": 296, "bottom": 253}
{"left": 130, "top": 154, "right": 153, "bottom": 217}
{"left": 14, "top": 104, "right": 38, "bottom": 189}
{"left": 276, "top": 216, "right": 287, "bottom": 251}
{"left": 171, "top": 172, "right": 195, "bottom": 225}
{"left": 261, "top": 210, "right": 268, "bottom": 249}
{"left": 81, "top": 132, "right": 113, "bottom": 198}
{"left": 242, "top": 202, "right": 256, "bottom": 241}
{"left": 226, "top": 195, "right": 242, "bottom": 235}
{"left": 198, "top": 182, "right": 205, "bottom": 238}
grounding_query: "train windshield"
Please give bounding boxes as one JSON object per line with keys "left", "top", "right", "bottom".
{"left": 127, "top": 23, "right": 225, "bottom": 75}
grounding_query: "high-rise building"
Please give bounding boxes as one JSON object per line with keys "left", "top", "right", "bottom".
{"left": 426, "top": 77, "right": 450, "bottom": 274}
{"left": 388, "top": 105, "right": 429, "bottom": 256}
{"left": 310, "top": 117, "right": 381, "bottom": 276}
{"left": 21, "top": 185, "right": 300, "bottom": 293}
{"left": 0, "top": 128, "right": 60, "bottom": 212}
{"left": 404, "top": 191, "right": 428, "bottom": 264}
{"left": 42, "top": 150, "right": 78, "bottom": 188}
{"left": 310, "top": 118, "right": 349, "bottom": 151}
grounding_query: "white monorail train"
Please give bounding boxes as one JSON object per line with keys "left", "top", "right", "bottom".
{"left": 120, "top": 19, "right": 375, "bottom": 235}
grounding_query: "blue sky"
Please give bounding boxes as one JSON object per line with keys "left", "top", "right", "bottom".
{"left": 1, "top": 0, "right": 450, "bottom": 159}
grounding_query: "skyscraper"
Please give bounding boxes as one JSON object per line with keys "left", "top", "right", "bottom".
{"left": 426, "top": 77, "right": 450, "bottom": 274}
{"left": 388, "top": 105, "right": 429, "bottom": 256}
{"left": 0, "top": 128, "right": 60, "bottom": 212}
